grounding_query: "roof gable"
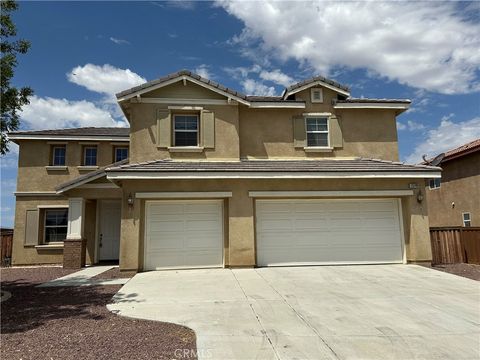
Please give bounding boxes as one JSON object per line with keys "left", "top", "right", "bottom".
{"left": 282, "top": 76, "right": 350, "bottom": 99}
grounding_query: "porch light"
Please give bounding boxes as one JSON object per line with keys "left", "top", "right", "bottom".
{"left": 127, "top": 193, "right": 134, "bottom": 207}
{"left": 416, "top": 191, "right": 424, "bottom": 203}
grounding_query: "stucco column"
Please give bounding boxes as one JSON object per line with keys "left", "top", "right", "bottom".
{"left": 228, "top": 183, "right": 255, "bottom": 267}
{"left": 119, "top": 190, "right": 141, "bottom": 271}
{"left": 64, "top": 197, "right": 86, "bottom": 269}
{"left": 403, "top": 191, "right": 432, "bottom": 262}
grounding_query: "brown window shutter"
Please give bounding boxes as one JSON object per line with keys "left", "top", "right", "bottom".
{"left": 293, "top": 115, "right": 306, "bottom": 148}
{"left": 157, "top": 110, "right": 171, "bottom": 148}
{"left": 24, "top": 209, "right": 39, "bottom": 246}
{"left": 201, "top": 110, "right": 215, "bottom": 148}
{"left": 329, "top": 115, "right": 343, "bottom": 148}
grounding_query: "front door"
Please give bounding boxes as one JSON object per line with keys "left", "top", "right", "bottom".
{"left": 99, "top": 200, "right": 121, "bottom": 261}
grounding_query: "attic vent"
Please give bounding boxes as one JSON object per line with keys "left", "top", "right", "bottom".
{"left": 311, "top": 88, "right": 323, "bottom": 103}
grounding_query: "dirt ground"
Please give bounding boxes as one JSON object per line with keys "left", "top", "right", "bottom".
{"left": 1, "top": 267, "right": 197, "bottom": 360}
{"left": 421, "top": 263, "right": 480, "bottom": 281}
{"left": 92, "top": 267, "right": 137, "bottom": 280}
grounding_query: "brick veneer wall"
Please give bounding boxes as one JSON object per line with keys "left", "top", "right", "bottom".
{"left": 63, "top": 238, "right": 86, "bottom": 269}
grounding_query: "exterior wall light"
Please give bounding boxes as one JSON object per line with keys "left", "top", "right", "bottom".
{"left": 416, "top": 191, "right": 424, "bottom": 203}
{"left": 127, "top": 193, "right": 134, "bottom": 207}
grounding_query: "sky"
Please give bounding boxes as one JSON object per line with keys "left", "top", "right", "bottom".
{"left": 1, "top": 1, "right": 479, "bottom": 227}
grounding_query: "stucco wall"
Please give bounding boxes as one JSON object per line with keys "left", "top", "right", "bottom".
{"left": 426, "top": 152, "right": 480, "bottom": 227}
{"left": 118, "top": 178, "right": 431, "bottom": 271}
{"left": 16, "top": 140, "right": 127, "bottom": 192}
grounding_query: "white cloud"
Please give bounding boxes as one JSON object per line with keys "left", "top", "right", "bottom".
{"left": 0, "top": 143, "right": 18, "bottom": 169}
{"left": 194, "top": 64, "right": 212, "bottom": 79}
{"left": 259, "top": 69, "right": 294, "bottom": 87}
{"left": 20, "top": 96, "right": 124, "bottom": 130}
{"left": 397, "top": 121, "right": 406, "bottom": 131}
{"left": 405, "top": 116, "right": 480, "bottom": 163}
{"left": 241, "top": 79, "right": 276, "bottom": 96}
{"left": 110, "top": 37, "right": 130, "bottom": 45}
{"left": 219, "top": 1, "right": 480, "bottom": 94}
{"left": 67, "top": 64, "right": 146, "bottom": 100}
{"left": 399, "top": 120, "right": 426, "bottom": 132}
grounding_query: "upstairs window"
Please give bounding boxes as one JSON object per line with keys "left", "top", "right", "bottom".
{"left": 114, "top": 147, "right": 129, "bottom": 162}
{"left": 51, "top": 145, "right": 66, "bottom": 166}
{"left": 463, "top": 213, "right": 471, "bottom": 227}
{"left": 429, "top": 178, "right": 441, "bottom": 190}
{"left": 306, "top": 117, "right": 329, "bottom": 147}
{"left": 44, "top": 209, "right": 68, "bottom": 243}
{"left": 174, "top": 114, "right": 199, "bottom": 146}
{"left": 311, "top": 88, "right": 323, "bottom": 103}
{"left": 83, "top": 146, "right": 97, "bottom": 166}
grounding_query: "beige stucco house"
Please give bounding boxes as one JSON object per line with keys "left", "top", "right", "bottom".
{"left": 9, "top": 70, "right": 441, "bottom": 271}
{"left": 426, "top": 139, "right": 479, "bottom": 228}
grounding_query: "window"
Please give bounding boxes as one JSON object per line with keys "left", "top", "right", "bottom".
{"left": 463, "top": 213, "right": 471, "bottom": 227}
{"left": 174, "top": 114, "right": 199, "bottom": 146}
{"left": 44, "top": 209, "right": 68, "bottom": 243}
{"left": 306, "top": 117, "right": 329, "bottom": 147}
{"left": 311, "top": 88, "right": 323, "bottom": 103}
{"left": 83, "top": 146, "right": 97, "bottom": 166}
{"left": 429, "top": 178, "right": 441, "bottom": 189}
{"left": 114, "top": 147, "right": 128, "bottom": 162}
{"left": 52, "top": 146, "right": 66, "bottom": 166}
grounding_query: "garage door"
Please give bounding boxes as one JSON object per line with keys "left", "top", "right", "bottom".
{"left": 145, "top": 200, "right": 223, "bottom": 270}
{"left": 256, "top": 199, "right": 403, "bottom": 266}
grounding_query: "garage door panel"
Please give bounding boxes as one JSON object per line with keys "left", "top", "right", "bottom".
{"left": 145, "top": 201, "right": 223, "bottom": 270}
{"left": 256, "top": 199, "right": 403, "bottom": 266}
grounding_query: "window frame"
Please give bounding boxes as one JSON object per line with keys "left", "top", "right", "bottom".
{"left": 305, "top": 116, "right": 330, "bottom": 148}
{"left": 83, "top": 146, "right": 98, "bottom": 166}
{"left": 429, "top": 178, "right": 441, "bottom": 190}
{"left": 173, "top": 113, "right": 200, "bottom": 147}
{"left": 462, "top": 212, "right": 471, "bottom": 227}
{"left": 114, "top": 146, "right": 129, "bottom": 162}
{"left": 43, "top": 208, "right": 68, "bottom": 244}
{"left": 310, "top": 88, "right": 324, "bottom": 103}
{"left": 51, "top": 145, "right": 66, "bottom": 166}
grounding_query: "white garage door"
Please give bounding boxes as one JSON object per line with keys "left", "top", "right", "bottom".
{"left": 256, "top": 199, "right": 403, "bottom": 266}
{"left": 145, "top": 200, "right": 223, "bottom": 270}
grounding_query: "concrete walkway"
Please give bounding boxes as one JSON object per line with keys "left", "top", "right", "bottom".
{"left": 108, "top": 265, "right": 480, "bottom": 360}
{"left": 38, "top": 265, "right": 130, "bottom": 287}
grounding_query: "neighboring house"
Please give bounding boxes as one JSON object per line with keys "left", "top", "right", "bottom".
{"left": 426, "top": 139, "right": 480, "bottom": 228}
{"left": 9, "top": 70, "right": 441, "bottom": 271}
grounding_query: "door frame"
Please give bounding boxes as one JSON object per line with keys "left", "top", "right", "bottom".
{"left": 95, "top": 199, "right": 122, "bottom": 262}
{"left": 254, "top": 197, "right": 406, "bottom": 266}
{"left": 144, "top": 199, "right": 225, "bottom": 271}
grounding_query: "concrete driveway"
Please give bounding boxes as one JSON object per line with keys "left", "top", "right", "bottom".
{"left": 108, "top": 265, "right": 479, "bottom": 360}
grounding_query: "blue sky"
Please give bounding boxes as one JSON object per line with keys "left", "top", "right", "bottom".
{"left": 1, "top": 1, "right": 479, "bottom": 227}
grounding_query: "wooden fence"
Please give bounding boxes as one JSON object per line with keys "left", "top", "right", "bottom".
{"left": 430, "top": 227, "right": 480, "bottom": 265}
{"left": 1, "top": 229, "right": 13, "bottom": 267}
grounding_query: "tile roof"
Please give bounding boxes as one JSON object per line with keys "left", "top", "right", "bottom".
{"left": 284, "top": 75, "right": 350, "bottom": 94}
{"left": 106, "top": 158, "right": 440, "bottom": 173}
{"left": 9, "top": 127, "right": 130, "bottom": 137}
{"left": 56, "top": 159, "right": 128, "bottom": 193}
{"left": 443, "top": 138, "right": 480, "bottom": 162}
{"left": 337, "top": 98, "right": 411, "bottom": 104}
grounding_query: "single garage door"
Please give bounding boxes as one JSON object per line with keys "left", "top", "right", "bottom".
{"left": 144, "top": 200, "right": 223, "bottom": 270}
{"left": 256, "top": 199, "right": 403, "bottom": 266}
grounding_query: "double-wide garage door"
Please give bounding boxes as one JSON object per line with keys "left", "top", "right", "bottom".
{"left": 144, "top": 200, "right": 223, "bottom": 270}
{"left": 256, "top": 199, "right": 404, "bottom": 266}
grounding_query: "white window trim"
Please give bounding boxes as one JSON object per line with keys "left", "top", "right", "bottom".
{"left": 43, "top": 208, "right": 68, "bottom": 244}
{"left": 429, "top": 178, "right": 441, "bottom": 190}
{"left": 52, "top": 145, "right": 66, "bottom": 166}
{"left": 462, "top": 212, "right": 471, "bottom": 227}
{"left": 173, "top": 114, "right": 199, "bottom": 147}
{"left": 305, "top": 116, "right": 330, "bottom": 148}
{"left": 310, "top": 88, "right": 324, "bottom": 103}
{"left": 83, "top": 146, "right": 98, "bottom": 166}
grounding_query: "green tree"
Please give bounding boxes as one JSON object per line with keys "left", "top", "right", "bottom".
{"left": 1, "top": 0, "right": 33, "bottom": 155}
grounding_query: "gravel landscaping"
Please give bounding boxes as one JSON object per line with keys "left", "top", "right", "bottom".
{"left": 92, "top": 267, "right": 137, "bottom": 280}
{"left": 1, "top": 267, "right": 197, "bottom": 360}
{"left": 427, "top": 263, "right": 480, "bottom": 281}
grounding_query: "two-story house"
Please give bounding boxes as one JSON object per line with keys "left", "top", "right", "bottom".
{"left": 9, "top": 70, "right": 441, "bottom": 271}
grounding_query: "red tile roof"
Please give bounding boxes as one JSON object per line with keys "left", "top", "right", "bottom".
{"left": 442, "top": 138, "right": 480, "bottom": 163}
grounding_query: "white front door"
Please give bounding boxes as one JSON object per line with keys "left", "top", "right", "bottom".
{"left": 99, "top": 200, "right": 121, "bottom": 261}
{"left": 256, "top": 198, "right": 404, "bottom": 266}
{"left": 144, "top": 200, "right": 223, "bottom": 270}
